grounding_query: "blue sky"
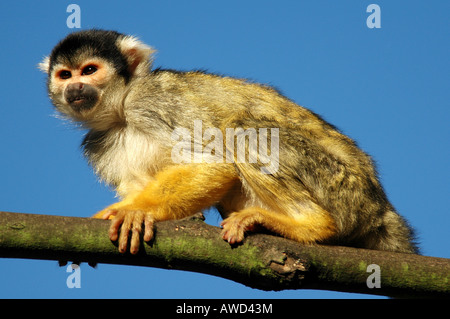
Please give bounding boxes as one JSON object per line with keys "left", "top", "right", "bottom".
{"left": 0, "top": 1, "right": 448, "bottom": 299}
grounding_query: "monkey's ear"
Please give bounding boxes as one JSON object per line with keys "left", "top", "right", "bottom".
{"left": 117, "top": 35, "right": 156, "bottom": 76}
{"left": 38, "top": 56, "right": 50, "bottom": 74}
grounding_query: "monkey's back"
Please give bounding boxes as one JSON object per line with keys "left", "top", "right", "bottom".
{"left": 127, "top": 69, "right": 418, "bottom": 253}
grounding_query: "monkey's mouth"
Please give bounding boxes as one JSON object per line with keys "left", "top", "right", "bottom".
{"left": 69, "top": 95, "right": 90, "bottom": 103}
{"left": 67, "top": 95, "right": 97, "bottom": 112}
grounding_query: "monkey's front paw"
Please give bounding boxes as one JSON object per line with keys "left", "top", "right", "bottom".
{"left": 107, "top": 208, "right": 155, "bottom": 254}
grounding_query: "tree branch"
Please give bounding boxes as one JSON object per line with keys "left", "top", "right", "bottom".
{"left": 0, "top": 211, "right": 448, "bottom": 298}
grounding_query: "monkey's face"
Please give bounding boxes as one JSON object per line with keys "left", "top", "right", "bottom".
{"left": 40, "top": 30, "right": 155, "bottom": 128}
{"left": 60, "top": 67, "right": 99, "bottom": 112}
{"left": 45, "top": 58, "right": 118, "bottom": 121}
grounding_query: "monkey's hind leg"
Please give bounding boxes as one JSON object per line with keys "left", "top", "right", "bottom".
{"left": 221, "top": 206, "right": 336, "bottom": 245}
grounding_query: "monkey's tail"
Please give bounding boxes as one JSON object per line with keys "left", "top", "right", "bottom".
{"left": 362, "top": 209, "right": 419, "bottom": 254}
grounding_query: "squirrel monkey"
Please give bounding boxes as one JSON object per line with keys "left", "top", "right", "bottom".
{"left": 39, "top": 30, "right": 418, "bottom": 255}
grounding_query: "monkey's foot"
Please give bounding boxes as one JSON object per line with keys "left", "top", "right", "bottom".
{"left": 220, "top": 211, "right": 262, "bottom": 244}
{"left": 103, "top": 208, "right": 155, "bottom": 254}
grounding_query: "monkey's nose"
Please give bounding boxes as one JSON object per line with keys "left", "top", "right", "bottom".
{"left": 67, "top": 82, "right": 84, "bottom": 92}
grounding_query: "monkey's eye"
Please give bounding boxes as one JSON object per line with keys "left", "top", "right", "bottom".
{"left": 59, "top": 70, "right": 72, "bottom": 79}
{"left": 82, "top": 65, "right": 98, "bottom": 76}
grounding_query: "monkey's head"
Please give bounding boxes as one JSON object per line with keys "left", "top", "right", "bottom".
{"left": 39, "top": 29, "right": 154, "bottom": 128}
